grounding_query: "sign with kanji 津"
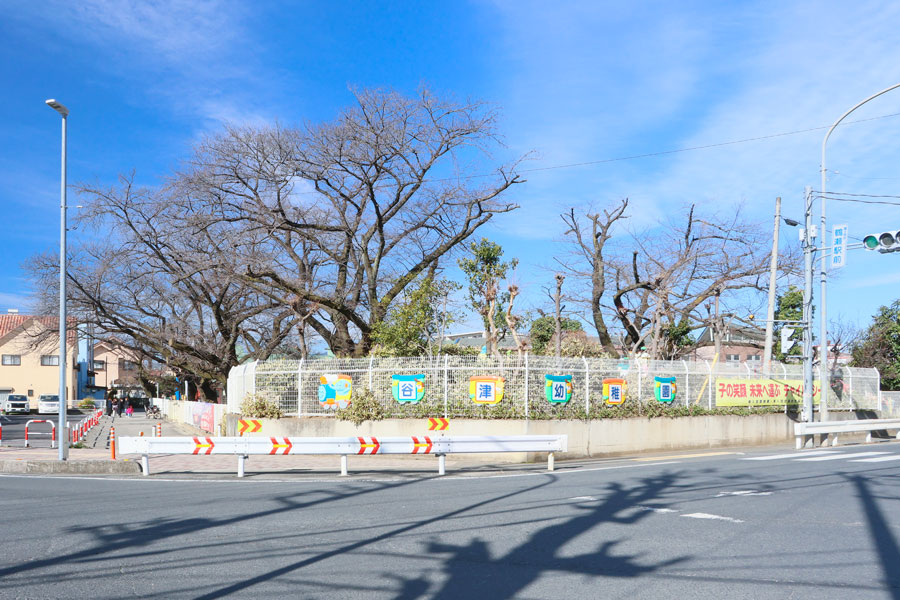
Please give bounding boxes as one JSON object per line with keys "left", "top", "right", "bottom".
{"left": 715, "top": 378, "right": 821, "bottom": 406}
{"left": 654, "top": 376, "right": 676, "bottom": 403}
{"left": 469, "top": 375, "right": 505, "bottom": 405}
{"left": 545, "top": 375, "right": 573, "bottom": 404}
{"left": 318, "top": 374, "right": 352, "bottom": 410}
{"left": 392, "top": 374, "right": 425, "bottom": 403}
{"left": 602, "top": 378, "right": 626, "bottom": 405}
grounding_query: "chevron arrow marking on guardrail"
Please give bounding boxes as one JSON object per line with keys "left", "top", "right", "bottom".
{"left": 411, "top": 436, "right": 433, "bottom": 454}
{"left": 357, "top": 436, "right": 380, "bottom": 455}
{"left": 192, "top": 437, "right": 215, "bottom": 455}
{"left": 427, "top": 418, "right": 448, "bottom": 431}
{"left": 238, "top": 419, "right": 262, "bottom": 436}
{"left": 269, "top": 437, "right": 293, "bottom": 455}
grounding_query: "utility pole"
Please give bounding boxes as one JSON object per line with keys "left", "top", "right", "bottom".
{"left": 762, "top": 197, "right": 781, "bottom": 375}
{"left": 802, "top": 187, "right": 815, "bottom": 424}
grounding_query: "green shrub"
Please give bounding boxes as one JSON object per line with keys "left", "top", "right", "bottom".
{"left": 239, "top": 393, "right": 284, "bottom": 419}
{"left": 78, "top": 399, "right": 98, "bottom": 410}
{"left": 336, "top": 387, "right": 385, "bottom": 426}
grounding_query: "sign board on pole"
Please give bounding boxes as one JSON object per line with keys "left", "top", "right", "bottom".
{"left": 831, "top": 224, "right": 848, "bottom": 269}
{"left": 780, "top": 327, "right": 796, "bottom": 353}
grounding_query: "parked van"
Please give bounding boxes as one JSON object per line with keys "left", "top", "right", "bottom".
{"left": 4, "top": 394, "right": 29, "bottom": 414}
{"left": 37, "top": 394, "right": 60, "bottom": 414}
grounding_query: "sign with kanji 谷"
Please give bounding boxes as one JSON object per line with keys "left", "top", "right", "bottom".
{"left": 318, "top": 374, "right": 352, "bottom": 410}
{"left": 715, "top": 378, "right": 821, "bottom": 406}
{"left": 469, "top": 375, "right": 505, "bottom": 405}
{"left": 602, "top": 378, "right": 626, "bottom": 405}
{"left": 544, "top": 375, "right": 573, "bottom": 404}
{"left": 392, "top": 374, "right": 425, "bottom": 403}
{"left": 654, "top": 376, "right": 676, "bottom": 403}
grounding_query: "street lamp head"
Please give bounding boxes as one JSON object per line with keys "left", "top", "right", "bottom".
{"left": 45, "top": 99, "right": 69, "bottom": 116}
{"left": 782, "top": 217, "right": 801, "bottom": 227}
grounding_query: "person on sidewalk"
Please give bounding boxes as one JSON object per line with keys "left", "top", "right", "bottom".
{"left": 116, "top": 398, "right": 124, "bottom": 417}
{"left": 125, "top": 401, "right": 133, "bottom": 418}
{"left": 105, "top": 390, "right": 113, "bottom": 417}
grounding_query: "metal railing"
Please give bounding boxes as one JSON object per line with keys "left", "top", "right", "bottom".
{"left": 226, "top": 355, "right": 881, "bottom": 419}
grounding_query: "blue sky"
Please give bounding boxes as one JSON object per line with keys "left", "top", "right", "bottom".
{"left": 2, "top": 0, "right": 900, "bottom": 336}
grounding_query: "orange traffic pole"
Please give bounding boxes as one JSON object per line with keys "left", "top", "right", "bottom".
{"left": 110, "top": 426, "right": 116, "bottom": 460}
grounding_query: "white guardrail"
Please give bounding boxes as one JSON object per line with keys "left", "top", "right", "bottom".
{"left": 118, "top": 434, "right": 568, "bottom": 477}
{"left": 794, "top": 419, "right": 900, "bottom": 449}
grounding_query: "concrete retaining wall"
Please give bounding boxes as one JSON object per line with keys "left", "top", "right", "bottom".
{"left": 225, "top": 414, "right": 796, "bottom": 460}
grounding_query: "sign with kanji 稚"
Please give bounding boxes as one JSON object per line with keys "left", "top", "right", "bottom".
{"left": 544, "top": 375, "right": 573, "bottom": 404}
{"left": 602, "top": 378, "right": 626, "bottom": 405}
{"left": 469, "top": 375, "right": 505, "bottom": 405}
{"left": 318, "top": 374, "right": 352, "bottom": 410}
{"left": 654, "top": 376, "right": 676, "bottom": 403}
{"left": 392, "top": 374, "right": 425, "bottom": 403}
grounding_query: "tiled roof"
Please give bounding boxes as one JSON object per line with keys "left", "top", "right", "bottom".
{"left": 0, "top": 314, "right": 78, "bottom": 345}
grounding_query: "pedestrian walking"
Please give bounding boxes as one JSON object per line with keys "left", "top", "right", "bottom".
{"left": 105, "top": 390, "right": 114, "bottom": 417}
{"left": 125, "top": 401, "right": 133, "bottom": 418}
{"left": 116, "top": 398, "right": 124, "bottom": 417}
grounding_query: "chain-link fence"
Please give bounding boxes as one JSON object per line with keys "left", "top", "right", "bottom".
{"left": 227, "top": 355, "right": 881, "bottom": 418}
{"left": 880, "top": 391, "right": 900, "bottom": 417}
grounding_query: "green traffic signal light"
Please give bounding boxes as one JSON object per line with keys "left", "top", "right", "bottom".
{"left": 864, "top": 234, "right": 880, "bottom": 249}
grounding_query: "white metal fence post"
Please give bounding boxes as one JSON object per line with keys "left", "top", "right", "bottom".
{"left": 638, "top": 363, "right": 643, "bottom": 404}
{"left": 706, "top": 360, "right": 713, "bottom": 409}
{"left": 524, "top": 352, "right": 530, "bottom": 420}
{"left": 682, "top": 360, "right": 690, "bottom": 407}
{"left": 583, "top": 357, "right": 590, "bottom": 415}
{"left": 368, "top": 356, "right": 374, "bottom": 390}
{"left": 297, "top": 359, "right": 305, "bottom": 417}
{"left": 443, "top": 355, "right": 449, "bottom": 419}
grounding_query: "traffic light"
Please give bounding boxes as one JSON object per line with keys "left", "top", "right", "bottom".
{"left": 862, "top": 230, "right": 900, "bottom": 253}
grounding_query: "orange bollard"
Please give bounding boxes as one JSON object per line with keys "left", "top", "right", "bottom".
{"left": 110, "top": 426, "right": 116, "bottom": 460}
{"left": 139, "top": 431, "right": 144, "bottom": 436}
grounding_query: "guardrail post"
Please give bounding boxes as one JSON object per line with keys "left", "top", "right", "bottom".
{"left": 340, "top": 454, "right": 348, "bottom": 476}
{"left": 141, "top": 454, "right": 149, "bottom": 476}
{"left": 238, "top": 455, "right": 246, "bottom": 478}
{"left": 548, "top": 452, "right": 555, "bottom": 471}
{"left": 437, "top": 453, "right": 446, "bottom": 476}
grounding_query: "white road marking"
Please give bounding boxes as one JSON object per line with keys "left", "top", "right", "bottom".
{"left": 849, "top": 455, "right": 900, "bottom": 463}
{"left": 795, "top": 452, "right": 889, "bottom": 462}
{"left": 637, "top": 506, "right": 678, "bottom": 514}
{"left": 744, "top": 450, "right": 839, "bottom": 461}
{"left": 715, "top": 490, "right": 772, "bottom": 497}
{"left": 681, "top": 512, "right": 744, "bottom": 523}
{"left": 569, "top": 496, "right": 598, "bottom": 502}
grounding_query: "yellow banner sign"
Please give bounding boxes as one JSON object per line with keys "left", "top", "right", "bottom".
{"left": 715, "top": 378, "right": 820, "bottom": 406}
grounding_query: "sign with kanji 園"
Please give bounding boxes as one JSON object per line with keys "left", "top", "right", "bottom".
{"left": 654, "top": 376, "right": 677, "bottom": 403}
{"left": 544, "top": 375, "right": 573, "bottom": 404}
{"left": 715, "top": 378, "right": 821, "bottom": 406}
{"left": 392, "top": 374, "right": 425, "bottom": 403}
{"left": 318, "top": 374, "right": 352, "bottom": 410}
{"left": 469, "top": 375, "right": 505, "bottom": 405}
{"left": 602, "top": 378, "right": 626, "bottom": 405}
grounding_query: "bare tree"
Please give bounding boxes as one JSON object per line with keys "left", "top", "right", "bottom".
{"left": 178, "top": 87, "right": 525, "bottom": 356}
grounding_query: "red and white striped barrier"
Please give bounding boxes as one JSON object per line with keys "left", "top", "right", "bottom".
{"left": 118, "top": 435, "right": 568, "bottom": 477}
{"left": 24, "top": 420, "right": 56, "bottom": 448}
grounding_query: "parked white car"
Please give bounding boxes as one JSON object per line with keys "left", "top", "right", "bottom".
{"left": 37, "top": 394, "right": 60, "bottom": 415}
{"left": 4, "top": 394, "right": 29, "bottom": 414}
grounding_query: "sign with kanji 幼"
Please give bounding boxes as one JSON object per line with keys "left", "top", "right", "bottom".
{"left": 392, "top": 374, "right": 425, "bottom": 403}
{"left": 654, "top": 376, "right": 676, "bottom": 403}
{"left": 715, "top": 378, "right": 821, "bottom": 406}
{"left": 602, "top": 378, "right": 626, "bottom": 405}
{"left": 544, "top": 375, "right": 573, "bottom": 404}
{"left": 469, "top": 375, "right": 505, "bottom": 405}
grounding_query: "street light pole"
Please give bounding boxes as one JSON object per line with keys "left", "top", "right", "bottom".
{"left": 802, "top": 187, "right": 814, "bottom": 424}
{"left": 819, "top": 82, "right": 900, "bottom": 421}
{"left": 46, "top": 98, "right": 69, "bottom": 461}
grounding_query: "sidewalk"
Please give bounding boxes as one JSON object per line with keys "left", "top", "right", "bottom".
{"left": 0, "top": 413, "right": 553, "bottom": 479}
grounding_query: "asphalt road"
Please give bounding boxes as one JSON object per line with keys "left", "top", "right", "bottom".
{"left": 0, "top": 411, "right": 85, "bottom": 446}
{"left": 1, "top": 443, "right": 899, "bottom": 599}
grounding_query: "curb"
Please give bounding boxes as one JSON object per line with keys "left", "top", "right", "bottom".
{"left": 0, "top": 460, "right": 142, "bottom": 475}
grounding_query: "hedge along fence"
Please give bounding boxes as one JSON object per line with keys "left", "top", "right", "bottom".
{"left": 227, "top": 355, "right": 881, "bottom": 419}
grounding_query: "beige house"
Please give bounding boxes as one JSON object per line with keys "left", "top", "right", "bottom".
{"left": 91, "top": 340, "right": 142, "bottom": 390}
{"left": 0, "top": 312, "right": 78, "bottom": 410}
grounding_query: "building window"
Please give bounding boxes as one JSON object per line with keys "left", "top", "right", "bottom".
{"left": 1, "top": 354, "right": 21, "bottom": 366}
{"left": 726, "top": 354, "right": 741, "bottom": 362}
{"left": 93, "top": 360, "right": 106, "bottom": 371}
{"left": 119, "top": 359, "right": 138, "bottom": 371}
{"left": 41, "top": 355, "right": 60, "bottom": 366}
{"left": 746, "top": 354, "right": 761, "bottom": 362}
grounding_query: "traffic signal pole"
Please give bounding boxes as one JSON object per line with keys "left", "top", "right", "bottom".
{"left": 802, "top": 187, "right": 815, "bottom": 425}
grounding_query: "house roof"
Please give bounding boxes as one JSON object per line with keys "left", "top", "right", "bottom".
{"left": 0, "top": 314, "right": 78, "bottom": 346}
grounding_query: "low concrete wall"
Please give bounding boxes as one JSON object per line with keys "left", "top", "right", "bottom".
{"left": 225, "top": 414, "right": 795, "bottom": 461}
